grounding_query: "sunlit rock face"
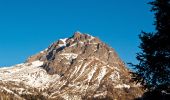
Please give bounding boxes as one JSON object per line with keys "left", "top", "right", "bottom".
{"left": 0, "top": 32, "right": 144, "bottom": 100}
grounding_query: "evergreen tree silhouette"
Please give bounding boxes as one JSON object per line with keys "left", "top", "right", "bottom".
{"left": 130, "top": 0, "right": 170, "bottom": 90}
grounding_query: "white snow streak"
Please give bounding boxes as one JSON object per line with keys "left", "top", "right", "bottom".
{"left": 87, "top": 34, "right": 95, "bottom": 40}
{"left": 87, "top": 65, "right": 97, "bottom": 82}
{"left": 58, "top": 38, "right": 68, "bottom": 47}
{"left": 60, "top": 53, "right": 78, "bottom": 60}
{"left": 69, "top": 43, "right": 77, "bottom": 47}
{"left": 94, "top": 91, "right": 107, "bottom": 98}
{"left": 98, "top": 67, "right": 107, "bottom": 83}
{"left": 74, "top": 61, "right": 92, "bottom": 81}
{"left": 114, "top": 84, "right": 130, "bottom": 89}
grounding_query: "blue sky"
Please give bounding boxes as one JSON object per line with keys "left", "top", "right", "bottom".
{"left": 0, "top": 0, "right": 154, "bottom": 67}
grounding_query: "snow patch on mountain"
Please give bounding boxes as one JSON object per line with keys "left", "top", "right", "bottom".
{"left": 58, "top": 38, "right": 68, "bottom": 47}
{"left": 0, "top": 60, "right": 60, "bottom": 89}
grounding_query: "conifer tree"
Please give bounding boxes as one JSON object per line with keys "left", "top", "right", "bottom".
{"left": 131, "top": 0, "right": 170, "bottom": 89}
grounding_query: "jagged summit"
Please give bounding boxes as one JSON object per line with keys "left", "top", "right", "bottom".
{"left": 27, "top": 32, "right": 101, "bottom": 63}
{"left": 73, "top": 31, "right": 82, "bottom": 37}
{"left": 0, "top": 32, "right": 144, "bottom": 100}
{"left": 72, "top": 31, "right": 94, "bottom": 40}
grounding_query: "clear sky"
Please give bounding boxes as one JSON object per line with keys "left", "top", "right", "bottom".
{"left": 0, "top": 0, "right": 154, "bottom": 67}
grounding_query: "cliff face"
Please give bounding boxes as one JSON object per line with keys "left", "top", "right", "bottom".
{"left": 0, "top": 32, "right": 144, "bottom": 100}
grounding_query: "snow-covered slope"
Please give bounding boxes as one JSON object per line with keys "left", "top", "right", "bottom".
{"left": 0, "top": 60, "right": 60, "bottom": 88}
{"left": 0, "top": 32, "right": 144, "bottom": 100}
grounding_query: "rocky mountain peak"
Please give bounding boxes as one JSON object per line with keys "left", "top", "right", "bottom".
{"left": 0, "top": 32, "right": 144, "bottom": 100}
{"left": 27, "top": 32, "right": 124, "bottom": 74}
{"left": 73, "top": 31, "right": 82, "bottom": 38}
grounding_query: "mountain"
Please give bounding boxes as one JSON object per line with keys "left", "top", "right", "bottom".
{"left": 0, "top": 32, "right": 144, "bottom": 100}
